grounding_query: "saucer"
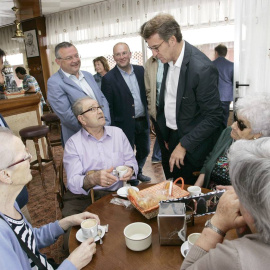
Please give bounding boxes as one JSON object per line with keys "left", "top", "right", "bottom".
{"left": 76, "top": 225, "right": 105, "bottom": 243}
{"left": 117, "top": 186, "right": 139, "bottom": 198}
{"left": 180, "top": 241, "right": 189, "bottom": 258}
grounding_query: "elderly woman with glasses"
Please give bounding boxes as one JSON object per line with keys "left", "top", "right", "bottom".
{"left": 0, "top": 127, "right": 99, "bottom": 270}
{"left": 181, "top": 138, "right": 270, "bottom": 270}
{"left": 195, "top": 94, "right": 270, "bottom": 188}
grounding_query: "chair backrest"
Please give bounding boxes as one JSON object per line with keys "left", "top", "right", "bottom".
{"left": 54, "top": 159, "right": 66, "bottom": 209}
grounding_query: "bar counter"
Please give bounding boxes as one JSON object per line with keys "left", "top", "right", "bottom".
{"left": 0, "top": 92, "right": 46, "bottom": 160}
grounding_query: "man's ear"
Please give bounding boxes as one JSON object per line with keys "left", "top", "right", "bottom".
{"left": 0, "top": 170, "right": 12, "bottom": 185}
{"left": 77, "top": 115, "right": 84, "bottom": 126}
{"left": 55, "top": 58, "right": 61, "bottom": 66}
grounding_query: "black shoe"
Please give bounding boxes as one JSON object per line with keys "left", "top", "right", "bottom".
{"left": 127, "top": 179, "right": 140, "bottom": 186}
{"left": 137, "top": 174, "right": 151, "bottom": 182}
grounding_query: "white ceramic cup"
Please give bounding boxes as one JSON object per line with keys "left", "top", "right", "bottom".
{"left": 116, "top": 165, "right": 128, "bottom": 178}
{"left": 187, "top": 233, "right": 201, "bottom": 250}
{"left": 81, "top": 219, "right": 98, "bottom": 239}
{"left": 187, "top": 186, "right": 201, "bottom": 196}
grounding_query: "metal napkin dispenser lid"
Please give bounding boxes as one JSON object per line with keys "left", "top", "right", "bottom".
{"left": 157, "top": 202, "right": 186, "bottom": 246}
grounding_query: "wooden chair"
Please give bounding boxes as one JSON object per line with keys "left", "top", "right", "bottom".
{"left": 54, "top": 159, "right": 95, "bottom": 210}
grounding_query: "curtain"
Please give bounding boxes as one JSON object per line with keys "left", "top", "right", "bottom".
{"left": 0, "top": 25, "right": 25, "bottom": 55}
{"left": 235, "top": 0, "right": 270, "bottom": 97}
{"left": 45, "top": 0, "right": 234, "bottom": 49}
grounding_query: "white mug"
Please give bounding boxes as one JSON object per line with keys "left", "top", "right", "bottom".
{"left": 187, "top": 233, "right": 201, "bottom": 250}
{"left": 81, "top": 219, "right": 98, "bottom": 239}
{"left": 116, "top": 165, "right": 128, "bottom": 178}
{"left": 187, "top": 186, "right": 201, "bottom": 196}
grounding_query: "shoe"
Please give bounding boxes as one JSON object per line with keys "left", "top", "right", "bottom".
{"left": 152, "top": 159, "right": 162, "bottom": 164}
{"left": 137, "top": 174, "right": 151, "bottom": 182}
{"left": 127, "top": 179, "right": 140, "bottom": 186}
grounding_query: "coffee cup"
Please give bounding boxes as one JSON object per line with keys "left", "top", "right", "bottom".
{"left": 116, "top": 165, "right": 128, "bottom": 178}
{"left": 187, "top": 186, "right": 201, "bottom": 196}
{"left": 81, "top": 219, "right": 98, "bottom": 239}
{"left": 187, "top": 233, "right": 201, "bottom": 250}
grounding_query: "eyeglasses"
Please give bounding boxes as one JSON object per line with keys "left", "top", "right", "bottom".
{"left": 147, "top": 40, "right": 165, "bottom": 52}
{"left": 114, "top": 51, "right": 129, "bottom": 58}
{"left": 57, "top": 54, "right": 81, "bottom": 61}
{"left": 234, "top": 114, "right": 248, "bottom": 131}
{"left": 6, "top": 152, "right": 32, "bottom": 169}
{"left": 80, "top": 105, "right": 104, "bottom": 115}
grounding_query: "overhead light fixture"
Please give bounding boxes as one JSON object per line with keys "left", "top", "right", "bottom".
{"left": 11, "top": 6, "right": 25, "bottom": 42}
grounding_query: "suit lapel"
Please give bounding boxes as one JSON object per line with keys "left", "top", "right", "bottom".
{"left": 113, "top": 66, "right": 133, "bottom": 99}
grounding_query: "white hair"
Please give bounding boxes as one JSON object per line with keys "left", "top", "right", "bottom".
{"left": 228, "top": 138, "right": 270, "bottom": 243}
{"left": 235, "top": 94, "right": 270, "bottom": 136}
{"left": 0, "top": 127, "right": 16, "bottom": 170}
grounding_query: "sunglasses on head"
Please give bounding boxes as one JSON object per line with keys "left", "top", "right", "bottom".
{"left": 234, "top": 113, "right": 247, "bottom": 131}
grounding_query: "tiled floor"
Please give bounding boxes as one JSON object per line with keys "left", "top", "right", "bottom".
{"left": 27, "top": 130, "right": 165, "bottom": 263}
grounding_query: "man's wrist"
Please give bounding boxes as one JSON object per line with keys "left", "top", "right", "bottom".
{"left": 205, "top": 218, "right": 226, "bottom": 237}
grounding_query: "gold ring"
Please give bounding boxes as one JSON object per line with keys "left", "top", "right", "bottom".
{"left": 107, "top": 181, "right": 109, "bottom": 185}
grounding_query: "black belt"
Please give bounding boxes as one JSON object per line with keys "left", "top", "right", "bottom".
{"left": 135, "top": 116, "right": 146, "bottom": 121}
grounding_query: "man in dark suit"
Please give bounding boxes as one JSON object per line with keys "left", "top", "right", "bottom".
{"left": 141, "top": 14, "right": 224, "bottom": 184}
{"left": 102, "top": 43, "right": 151, "bottom": 182}
{"left": 213, "top": 44, "right": 234, "bottom": 127}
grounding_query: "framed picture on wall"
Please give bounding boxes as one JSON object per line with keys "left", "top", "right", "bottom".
{"left": 24, "top": 29, "right": 39, "bottom": 58}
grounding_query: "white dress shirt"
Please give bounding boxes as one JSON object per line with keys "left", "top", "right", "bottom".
{"left": 61, "top": 69, "right": 96, "bottom": 100}
{"left": 165, "top": 41, "right": 185, "bottom": 130}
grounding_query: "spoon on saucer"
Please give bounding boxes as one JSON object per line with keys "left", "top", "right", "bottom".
{"left": 97, "top": 229, "right": 103, "bottom": 244}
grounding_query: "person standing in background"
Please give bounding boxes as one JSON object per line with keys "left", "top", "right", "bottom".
{"left": 15, "top": 67, "right": 46, "bottom": 112}
{"left": 93, "top": 56, "right": 110, "bottom": 89}
{"left": 47, "top": 42, "right": 111, "bottom": 146}
{"left": 144, "top": 55, "right": 172, "bottom": 178}
{"left": 102, "top": 42, "right": 151, "bottom": 183}
{"left": 213, "top": 44, "right": 234, "bottom": 127}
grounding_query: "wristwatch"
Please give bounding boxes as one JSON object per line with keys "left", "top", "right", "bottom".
{"left": 205, "top": 219, "right": 226, "bottom": 237}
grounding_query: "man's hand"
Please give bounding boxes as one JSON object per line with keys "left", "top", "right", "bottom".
{"left": 120, "top": 167, "right": 134, "bottom": 181}
{"left": 169, "top": 143, "right": 186, "bottom": 172}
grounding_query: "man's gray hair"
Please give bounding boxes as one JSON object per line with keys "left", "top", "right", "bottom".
{"left": 0, "top": 127, "right": 16, "bottom": 170}
{"left": 228, "top": 138, "right": 270, "bottom": 243}
{"left": 55, "top": 41, "right": 75, "bottom": 59}
{"left": 72, "top": 97, "right": 95, "bottom": 125}
{"left": 235, "top": 94, "right": 270, "bottom": 137}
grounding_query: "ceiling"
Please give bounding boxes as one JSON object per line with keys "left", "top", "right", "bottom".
{"left": 0, "top": 0, "right": 103, "bottom": 28}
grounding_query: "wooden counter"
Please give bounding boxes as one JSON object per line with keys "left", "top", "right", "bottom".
{"left": 0, "top": 92, "right": 46, "bottom": 160}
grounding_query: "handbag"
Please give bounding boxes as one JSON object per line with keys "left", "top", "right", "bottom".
{"left": 0, "top": 215, "right": 48, "bottom": 270}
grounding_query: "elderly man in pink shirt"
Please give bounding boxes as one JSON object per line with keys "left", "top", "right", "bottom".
{"left": 63, "top": 96, "right": 138, "bottom": 218}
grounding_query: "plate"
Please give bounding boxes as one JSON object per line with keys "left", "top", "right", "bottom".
{"left": 180, "top": 241, "right": 189, "bottom": 258}
{"left": 76, "top": 225, "right": 105, "bottom": 243}
{"left": 117, "top": 186, "right": 139, "bottom": 198}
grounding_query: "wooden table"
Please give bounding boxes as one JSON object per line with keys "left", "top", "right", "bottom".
{"left": 69, "top": 185, "right": 237, "bottom": 270}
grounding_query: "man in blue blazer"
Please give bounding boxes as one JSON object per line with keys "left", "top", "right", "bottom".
{"left": 102, "top": 43, "right": 151, "bottom": 182}
{"left": 213, "top": 44, "right": 234, "bottom": 127}
{"left": 47, "top": 42, "right": 111, "bottom": 145}
{"left": 141, "top": 14, "right": 224, "bottom": 184}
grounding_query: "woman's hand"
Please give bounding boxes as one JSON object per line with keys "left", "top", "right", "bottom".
{"left": 59, "top": 212, "right": 100, "bottom": 231}
{"left": 211, "top": 190, "right": 246, "bottom": 233}
{"left": 67, "top": 237, "right": 96, "bottom": 269}
{"left": 194, "top": 174, "right": 205, "bottom": 187}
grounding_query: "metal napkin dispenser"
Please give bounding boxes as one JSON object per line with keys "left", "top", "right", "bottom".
{"left": 157, "top": 202, "right": 186, "bottom": 245}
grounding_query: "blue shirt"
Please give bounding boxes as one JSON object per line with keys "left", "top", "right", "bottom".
{"left": 117, "top": 65, "right": 145, "bottom": 118}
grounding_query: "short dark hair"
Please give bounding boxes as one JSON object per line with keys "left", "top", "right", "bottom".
{"left": 215, "top": 44, "right": 227, "bottom": 57}
{"left": 55, "top": 42, "right": 75, "bottom": 59}
{"left": 93, "top": 56, "right": 110, "bottom": 72}
{"left": 0, "top": 48, "right": 5, "bottom": 58}
{"left": 15, "top": 67, "right": 27, "bottom": 75}
{"left": 140, "top": 13, "right": 182, "bottom": 43}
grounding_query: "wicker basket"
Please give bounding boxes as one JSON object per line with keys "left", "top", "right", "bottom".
{"left": 128, "top": 178, "right": 189, "bottom": 219}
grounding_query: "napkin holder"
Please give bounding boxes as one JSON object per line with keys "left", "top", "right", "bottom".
{"left": 157, "top": 202, "right": 186, "bottom": 246}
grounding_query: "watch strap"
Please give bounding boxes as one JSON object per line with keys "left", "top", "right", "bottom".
{"left": 205, "top": 219, "right": 226, "bottom": 237}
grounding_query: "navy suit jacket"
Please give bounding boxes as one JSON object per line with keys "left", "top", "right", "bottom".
{"left": 213, "top": 56, "right": 234, "bottom": 101}
{"left": 157, "top": 41, "right": 224, "bottom": 167}
{"left": 47, "top": 69, "right": 111, "bottom": 145}
{"left": 101, "top": 65, "right": 149, "bottom": 147}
